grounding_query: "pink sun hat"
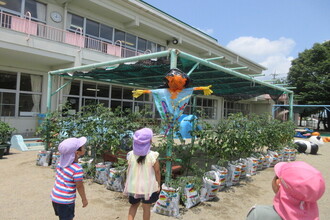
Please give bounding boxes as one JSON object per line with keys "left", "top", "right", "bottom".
{"left": 58, "top": 137, "right": 87, "bottom": 167}
{"left": 273, "top": 161, "right": 325, "bottom": 220}
{"left": 133, "top": 128, "right": 153, "bottom": 156}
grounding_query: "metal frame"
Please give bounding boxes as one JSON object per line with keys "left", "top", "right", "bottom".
{"left": 47, "top": 49, "right": 294, "bottom": 183}
{"left": 272, "top": 104, "right": 330, "bottom": 119}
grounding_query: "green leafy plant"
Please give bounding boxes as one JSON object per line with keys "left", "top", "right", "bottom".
{"left": 37, "top": 104, "right": 155, "bottom": 165}
{"left": 0, "top": 121, "right": 16, "bottom": 144}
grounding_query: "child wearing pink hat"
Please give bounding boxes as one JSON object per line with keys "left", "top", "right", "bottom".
{"left": 51, "top": 137, "right": 88, "bottom": 220}
{"left": 246, "top": 161, "right": 325, "bottom": 220}
{"left": 123, "top": 128, "right": 161, "bottom": 220}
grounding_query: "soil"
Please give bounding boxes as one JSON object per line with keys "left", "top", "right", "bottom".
{"left": 0, "top": 139, "right": 329, "bottom": 220}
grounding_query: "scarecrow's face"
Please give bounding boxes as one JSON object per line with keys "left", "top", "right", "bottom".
{"left": 163, "top": 69, "right": 190, "bottom": 91}
{"left": 165, "top": 75, "right": 187, "bottom": 91}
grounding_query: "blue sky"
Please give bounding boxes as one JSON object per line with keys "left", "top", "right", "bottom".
{"left": 143, "top": 0, "right": 330, "bottom": 80}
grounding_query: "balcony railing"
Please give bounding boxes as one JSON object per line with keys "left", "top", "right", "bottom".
{"left": 0, "top": 11, "right": 145, "bottom": 58}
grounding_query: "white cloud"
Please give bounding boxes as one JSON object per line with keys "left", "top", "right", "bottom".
{"left": 226, "top": 36, "right": 296, "bottom": 80}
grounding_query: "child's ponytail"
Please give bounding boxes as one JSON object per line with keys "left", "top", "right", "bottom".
{"left": 137, "top": 156, "right": 146, "bottom": 164}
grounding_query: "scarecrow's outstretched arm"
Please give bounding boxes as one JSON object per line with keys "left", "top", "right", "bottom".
{"left": 194, "top": 85, "right": 213, "bottom": 95}
{"left": 132, "top": 89, "right": 152, "bottom": 98}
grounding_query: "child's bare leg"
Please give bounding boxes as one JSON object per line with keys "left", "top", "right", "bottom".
{"left": 141, "top": 203, "right": 151, "bottom": 220}
{"left": 128, "top": 202, "right": 140, "bottom": 220}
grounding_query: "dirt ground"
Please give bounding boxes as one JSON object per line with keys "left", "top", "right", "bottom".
{"left": 0, "top": 139, "right": 329, "bottom": 220}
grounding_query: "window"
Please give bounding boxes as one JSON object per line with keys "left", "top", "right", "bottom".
{"left": 125, "top": 33, "right": 136, "bottom": 49}
{"left": 69, "top": 81, "right": 80, "bottom": 96}
{"left": 123, "top": 88, "right": 133, "bottom": 100}
{"left": 24, "top": 0, "right": 46, "bottom": 22}
{"left": 111, "top": 86, "right": 122, "bottom": 99}
{"left": 20, "top": 73, "right": 42, "bottom": 116}
{"left": 0, "top": 71, "right": 17, "bottom": 90}
{"left": 97, "top": 84, "right": 109, "bottom": 98}
{"left": 157, "top": 44, "right": 165, "bottom": 52}
{"left": 19, "top": 93, "right": 41, "bottom": 116}
{"left": 137, "top": 38, "right": 147, "bottom": 52}
{"left": 80, "top": 82, "right": 111, "bottom": 107}
{"left": 100, "top": 24, "right": 113, "bottom": 42}
{"left": 0, "top": 0, "right": 46, "bottom": 22}
{"left": 0, "top": 0, "right": 22, "bottom": 13}
{"left": 183, "top": 97, "right": 217, "bottom": 119}
{"left": 68, "top": 13, "right": 84, "bottom": 32}
{"left": 64, "top": 14, "right": 163, "bottom": 57}
{"left": 0, "top": 71, "right": 42, "bottom": 117}
{"left": 0, "top": 92, "right": 15, "bottom": 116}
{"left": 224, "top": 101, "right": 250, "bottom": 118}
{"left": 86, "top": 19, "right": 99, "bottom": 37}
{"left": 83, "top": 82, "right": 97, "bottom": 97}
{"left": 114, "top": 30, "right": 125, "bottom": 44}
{"left": 67, "top": 97, "right": 79, "bottom": 113}
{"left": 147, "top": 41, "right": 157, "bottom": 53}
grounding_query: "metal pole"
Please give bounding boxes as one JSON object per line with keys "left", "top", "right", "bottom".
{"left": 49, "top": 50, "right": 170, "bottom": 75}
{"left": 170, "top": 49, "right": 177, "bottom": 69}
{"left": 187, "top": 95, "right": 197, "bottom": 175}
{"left": 46, "top": 72, "right": 53, "bottom": 150}
{"left": 289, "top": 92, "right": 294, "bottom": 121}
{"left": 165, "top": 49, "right": 178, "bottom": 184}
{"left": 178, "top": 51, "right": 293, "bottom": 94}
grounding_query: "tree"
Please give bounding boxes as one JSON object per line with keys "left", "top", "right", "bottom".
{"left": 287, "top": 40, "right": 330, "bottom": 129}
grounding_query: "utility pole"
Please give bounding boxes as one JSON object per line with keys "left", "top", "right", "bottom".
{"left": 270, "top": 70, "right": 279, "bottom": 82}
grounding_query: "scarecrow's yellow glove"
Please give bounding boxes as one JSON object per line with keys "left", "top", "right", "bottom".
{"left": 132, "top": 90, "right": 151, "bottom": 98}
{"left": 194, "top": 85, "right": 213, "bottom": 95}
{"left": 203, "top": 85, "right": 213, "bottom": 95}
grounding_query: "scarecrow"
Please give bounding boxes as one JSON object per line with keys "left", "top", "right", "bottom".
{"left": 132, "top": 68, "right": 213, "bottom": 135}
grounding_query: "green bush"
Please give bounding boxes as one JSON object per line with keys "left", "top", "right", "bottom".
{"left": 0, "top": 121, "right": 16, "bottom": 144}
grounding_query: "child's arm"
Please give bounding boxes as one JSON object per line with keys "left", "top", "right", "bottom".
{"left": 76, "top": 181, "right": 88, "bottom": 207}
{"left": 153, "top": 160, "right": 161, "bottom": 192}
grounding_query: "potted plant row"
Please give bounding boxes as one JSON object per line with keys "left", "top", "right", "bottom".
{"left": 0, "top": 121, "right": 16, "bottom": 158}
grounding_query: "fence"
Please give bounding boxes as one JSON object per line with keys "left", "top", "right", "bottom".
{"left": 0, "top": 11, "right": 145, "bottom": 58}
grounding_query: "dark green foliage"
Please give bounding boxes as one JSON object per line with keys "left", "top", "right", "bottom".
{"left": 37, "top": 104, "right": 157, "bottom": 163}
{"left": 0, "top": 121, "right": 16, "bottom": 144}
{"left": 288, "top": 41, "right": 330, "bottom": 105}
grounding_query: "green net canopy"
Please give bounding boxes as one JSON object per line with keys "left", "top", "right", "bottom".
{"left": 61, "top": 56, "right": 285, "bottom": 101}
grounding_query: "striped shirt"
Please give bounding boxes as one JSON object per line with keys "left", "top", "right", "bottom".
{"left": 51, "top": 162, "right": 84, "bottom": 204}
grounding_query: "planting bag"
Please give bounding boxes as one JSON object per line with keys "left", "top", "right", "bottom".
{"left": 94, "top": 162, "right": 112, "bottom": 185}
{"left": 267, "top": 150, "right": 279, "bottom": 167}
{"left": 182, "top": 183, "right": 200, "bottom": 209}
{"left": 211, "top": 165, "right": 228, "bottom": 191}
{"left": 282, "top": 148, "right": 290, "bottom": 161}
{"left": 153, "top": 184, "right": 180, "bottom": 217}
{"left": 36, "top": 150, "right": 51, "bottom": 166}
{"left": 256, "top": 154, "right": 265, "bottom": 171}
{"left": 226, "top": 163, "right": 241, "bottom": 187}
{"left": 237, "top": 158, "right": 247, "bottom": 179}
{"left": 51, "top": 152, "right": 60, "bottom": 169}
{"left": 286, "top": 148, "right": 296, "bottom": 161}
{"left": 200, "top": 171, "right": 221, "bottom": 202}
{"left": 263, "top": 154, "right": 272, "bottom": 169}
{"left": 246, "top": 157, "right": 258, "bottom": 176}
{"left": 106, "top": 167, "right": 126, "bottom": 192}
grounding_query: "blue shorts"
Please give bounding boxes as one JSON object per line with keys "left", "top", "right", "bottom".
{"left": 52, "top": 202, "right": 75, "bottom": 220}
{"left": 129, "top": 191, "right": 159, "bottom": 204}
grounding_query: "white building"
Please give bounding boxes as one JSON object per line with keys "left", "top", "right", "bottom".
{"left": 0, "top": 0, "right": 276, "bottom": 135}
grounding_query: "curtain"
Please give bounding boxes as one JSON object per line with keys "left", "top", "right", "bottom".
{"left": 36, "top": 2, "right": 46, "bottom": 21}
{"left": 30, "top": 74, "right": 42, "bottom": 113}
